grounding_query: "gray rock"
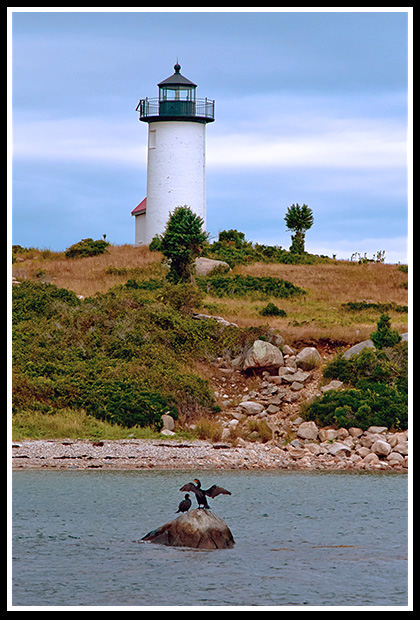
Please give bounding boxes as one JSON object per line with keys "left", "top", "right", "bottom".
{"left": 342, "top": 339, "right": 374, "bottom": 360}
{"left": 392, "top": 441, "right": 408, "bottom": 455}
{"left": 195, "top": 257, "right": 230, "bottom": 276}
{"left": 238, "top": 401, "right": 265, "bottom": 415}
{"left": 161, "top": 413, "right": 175, "bottom": 431}
{"left": 371, "top": 440, "right": 392, "bottom": 456}
{"left": 318, "top": 428, "right": 338, "bottom": 442}
{"left": 243, "top": 340, "right": 284, "bottom": 372}
{"left": 296, "top": 347, "right": 323, "bottom": 370}
{"left": 297, "top": 421, "right": 319, "bottom": 440}
{"left": 290, "top": 381, "right": 304, "bottom": 391}
{"left": 141, "top": 508, "right": 235, "bottom": 549}
{"left": 321, "top": 380, "right": 344, "bottom": 393}
{"left": 367, "top": 426, "right": 388, "bottom": 434}
{"left": 328, "top": 442, "right": 352, "bottom": 457}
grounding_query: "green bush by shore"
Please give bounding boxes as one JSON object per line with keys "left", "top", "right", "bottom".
{"left": 12, "top": 280, "right": 275, "bottom": 437}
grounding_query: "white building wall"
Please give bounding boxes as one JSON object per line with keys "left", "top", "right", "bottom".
{"left": 134, "top": 212, "right": 147, "bottom": 246}
{"left": 145, "top": 120, "right": 206, "bottom": 245}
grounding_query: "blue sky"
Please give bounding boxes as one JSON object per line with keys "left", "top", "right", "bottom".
{"left": 10, "top": 9, "right": 411, "bottom": 263}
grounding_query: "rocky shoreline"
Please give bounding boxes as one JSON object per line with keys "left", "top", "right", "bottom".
{"left": 11, "top": 425, "right": 408, "bottom": 472}
{"left": 11, "top": 338, "right": 408, "bottom": 474}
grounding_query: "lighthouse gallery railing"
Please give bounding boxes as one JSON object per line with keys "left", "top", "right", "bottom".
{"left": 136, "top": 97, "right": 215, "bottom": 122}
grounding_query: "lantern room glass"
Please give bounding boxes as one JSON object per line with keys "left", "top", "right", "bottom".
{"left": 158, "top": 83, "right": 197, "bottom": 117}
{"left": 159, "top": 84, "right": 196, "bottom": 102}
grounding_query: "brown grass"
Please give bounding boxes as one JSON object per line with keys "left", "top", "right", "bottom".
{"left": 203, "top": 261, "right": 408, "bottom": 346}
{"left": 12, "top": 247, "right": 408, "bottom": 347}
{"left": 12, "top": 244, "right": 164, "bottom": 298}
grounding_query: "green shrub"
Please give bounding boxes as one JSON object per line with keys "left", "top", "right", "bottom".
{"left": 159, "top": 206, "right": 208, "bottom": 283}
{"left": 65, "top": 238, "right": 109, "bottom": 259}
{"left": 201, "top": 233, "right": 331, "bottom": 268}
{"left": 14, "top": 279, "right": 274, "bottom": 434}
{"left": 259, "top": 302, "right": 287, "bottom": 317}
{"left": 217, "top": 229, "right": 247, "bottom": 247}
{"left": 79, "top": 379, "right": 177, "bottom": 429}
{"left": 158, "top": 282, "right": 204, "bottom": 314}
{"left": 370, "top": 313, "right": 402, "bottom": 349}
{"left": 341, "top": 301, "right": 408, "bottom": 313}
{"left": 197, "top": 274, "right": 305, "bottom": 300}
{"left": 304, "top": 335, "right": 408, "bottom": 431}
{"left": 12, "top": 280, "right": 80, "bottom": 323}
{"left": 302, "top": 383, "right": 408, "bottom": 431}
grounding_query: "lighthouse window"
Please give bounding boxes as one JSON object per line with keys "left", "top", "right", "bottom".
{"left": 149, "top": 129, "right": 156, "bottom": 149}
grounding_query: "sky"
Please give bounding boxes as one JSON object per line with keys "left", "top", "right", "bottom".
{"left": 9, "top": 8, "right": 412, "bottom": 263}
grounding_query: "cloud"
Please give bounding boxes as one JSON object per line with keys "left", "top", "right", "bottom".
{"left": 12, "top": 116, "right": 147, "bottom": 168}
{"left": 13, "top": 109, "right": 406, "bottom": 177}
{"left": 207, "top": 122, "right": 406, "bottom": 170}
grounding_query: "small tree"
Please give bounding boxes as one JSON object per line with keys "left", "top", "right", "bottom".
{"left": 160, "top": 206, "right": 208, "bottom": 283}
{"left": 370, "top": 314, "right": 402, "bottom": 349}
{"left": 284, "top": 203, "right": 314, "bottom": 254}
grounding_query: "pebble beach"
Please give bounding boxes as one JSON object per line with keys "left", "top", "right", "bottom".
{"left": 11, "top": 427, "right": 408, "bottom": 472}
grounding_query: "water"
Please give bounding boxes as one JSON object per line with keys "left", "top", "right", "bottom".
{"left": 12, "top": 470, "right": 408, "bottom": 608}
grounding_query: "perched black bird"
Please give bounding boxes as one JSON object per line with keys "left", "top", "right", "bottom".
{"left": 179, "top": 478, "right": 231, "bottom": 509}
{"left": 176, "top": 494, "right": 192, "bottom": 513}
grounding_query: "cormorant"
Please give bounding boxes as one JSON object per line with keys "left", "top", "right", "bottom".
{"left": 176, "top": 494, "right": 192, "bottom": 513}
{"left": 179, "top": 479, "right": 231, "bottom": 509}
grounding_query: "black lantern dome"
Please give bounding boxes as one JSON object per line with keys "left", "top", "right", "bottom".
{"left": 136, "top": 63, "right": 214, "bottom": 123}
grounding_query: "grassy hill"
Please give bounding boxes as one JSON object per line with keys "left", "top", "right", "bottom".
{"left": 13, "top": 243, "right": 408, "bottom": 345}
{"left": 12, "top": 242, "right": 408, "bottom": 440}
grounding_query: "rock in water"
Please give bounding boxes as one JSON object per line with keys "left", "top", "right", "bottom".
{"left": 141, "top": 508, "right": 235, "bottom": 549}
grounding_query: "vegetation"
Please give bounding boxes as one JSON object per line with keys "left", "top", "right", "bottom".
{"left": 12, "top": 242, "right": 408, "bottom": 347}
{"left": 12, "top": 280, "right": 274, "bottom": 438}
{"left": 65, "top": 237, "right": 110, "bottom": 259}
{"left": 370, "top": 313, "right": 402, "bottom": 349}
{"left": 259, "top": 302, "right": 287, "bottom": 317}
{"left": 153, "top": 206, "right": 208, "bottom": 283}
{"left": 197, "top": 274, "right": 305, "bottom": 300}
{"left": 11, "top": 232, "right": 408, "bottom": 440}
{"left": 302, "top": 317, "right": 408, "bottom": 431}
{"left": 202, "top": 230, "right": 329, "bottom": 267}
{"left": 284, "top": 203, "right": 314, "bottom": 254}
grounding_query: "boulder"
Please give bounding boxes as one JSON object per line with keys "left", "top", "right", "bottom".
{"left": 161, "top": 413, "right": 175, "bottom": 431}
{"left": 386, "top": 452, "right": 404, "bottom": 465}
{"left": 282, "top": 370, "right": 311, "bottom": 384}
{"left": 160, "top": 429, "right": 176, "bottom": 436}
{"left": 318, "top": 428, "right": 338, "bottom": 442}
{"left": 238, "top": 401, "right": 265, "bottom": 415}
{"left": 392, "top": 441, "right": 408, "bottom": 455}
{"left": 297, "top": 421, "right": 319, "bottom": 440}
{"left": 342, "top": 339, "right": 374, "bottom": 360}
{"left": 141, "top": 508, "right": 235, "bottom": 549}
{"left": 371, "top": 440, "right": 392, "bottom": 456}
{"left": 296, "top": 347, "right": 322, "bottom": 370}
{"left": 367, "top": 426, "right": 388, "bottom": 434}
{"left": 194, "top": 257, "right": 230, "bottom": 276}
{"left": 243, "top": 340, "right": 284, "bottom": 372}
{"left": 290, "top": 381, "right": 304, "bottom": 391}
{"left": 321, "top": 380, "right": 344, "bottom": 393}
{"left": 328, "top": 442, "right": 352, "bottom": 457}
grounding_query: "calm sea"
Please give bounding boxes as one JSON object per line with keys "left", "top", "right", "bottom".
{"left": 11, "top": 469, "right": 409, "bottom": 608}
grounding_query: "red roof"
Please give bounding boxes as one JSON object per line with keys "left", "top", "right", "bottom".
{"left": 131, "top": 197, "right": 147, "bottom": 215}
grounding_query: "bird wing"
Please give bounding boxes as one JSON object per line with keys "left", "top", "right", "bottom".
{"left": 179, "top": 483, "right": 198, "bottom": 494}
{"left": 204, "top": 485, "right": 231, "bottom": 498}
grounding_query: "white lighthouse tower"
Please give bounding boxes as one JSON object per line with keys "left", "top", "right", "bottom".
{"left": 132, "top": 63, "right": 215, "bottom": 245}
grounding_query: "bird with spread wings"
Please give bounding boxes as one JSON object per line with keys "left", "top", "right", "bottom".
{"left": 179, "top": 478, "right": 231, "bottom": 509}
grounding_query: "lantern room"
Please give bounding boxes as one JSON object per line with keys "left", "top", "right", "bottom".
{"left": 136, "top": 63, "right": 214, "bottom": 123}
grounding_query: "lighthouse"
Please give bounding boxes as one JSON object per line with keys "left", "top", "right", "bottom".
{"left": 132, "top": 63, "right": 215, "bottom": 245}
